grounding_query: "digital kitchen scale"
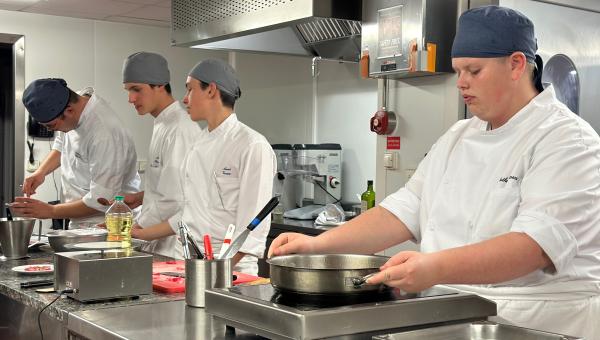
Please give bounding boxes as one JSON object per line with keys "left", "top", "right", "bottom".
{"left": 205, "top": 284, "right": 497, "bottom": 339}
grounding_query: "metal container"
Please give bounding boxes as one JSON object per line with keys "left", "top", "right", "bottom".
{"left": 373, "top": 321, "right": 582, "bottom": 340}
{"left": 0, "top": 217, "right": 35, "bottom": 259}
{"left": 268, "top": 254, "right": 389, "bottom": 294}
{"left": 186, "top": 258, "right": 232, "bottom": 308}
{"left": 46, "top": 229, "right": 108, "bottom": 252}
{"left": 54, "top": 249, "right": 152, "bottom": 302}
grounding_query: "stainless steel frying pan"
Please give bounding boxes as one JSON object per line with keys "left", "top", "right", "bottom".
{"left": 268, "top": 254, "right": 389, "bottom": 294}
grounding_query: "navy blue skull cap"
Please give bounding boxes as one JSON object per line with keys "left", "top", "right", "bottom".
{"left": 451, "top": 6, "right": 537, "bottom": 62}
{"left": 22, "top": 78, "right": 70, "bottom": 123}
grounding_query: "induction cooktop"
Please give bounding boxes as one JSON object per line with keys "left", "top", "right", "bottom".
{"left": 205, "top": 284, "right": 497, "bottom": 339}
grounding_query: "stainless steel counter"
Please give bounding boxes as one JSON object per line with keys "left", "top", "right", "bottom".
{"left": 68, "top": 300, "right": 264, "bottom": 340}
{"left": 0, "top": 248, "right": 183, "bottom": 340}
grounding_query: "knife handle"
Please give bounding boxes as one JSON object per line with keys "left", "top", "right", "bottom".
{"left": 20, "top": 279, "right": 54, "bottom": 288}
{"left": 247, "top": 197, "right": 279, "bottom": 231}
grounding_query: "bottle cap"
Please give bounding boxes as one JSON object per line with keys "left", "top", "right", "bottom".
{"left": 367, "top": 180, "right": 373, "bottom": 186}
{"left": 114, "top": 195, "right": 124, "bottom": 201}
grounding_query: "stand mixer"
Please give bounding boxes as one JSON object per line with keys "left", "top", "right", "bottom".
{"left": 273, "top": 144, "right": 342, "bottom": 220}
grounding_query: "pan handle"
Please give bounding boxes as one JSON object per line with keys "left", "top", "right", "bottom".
{"left": 347, "top": 272, "right": 378, "bottom": 288}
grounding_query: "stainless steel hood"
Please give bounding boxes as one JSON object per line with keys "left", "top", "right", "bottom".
{"left": 171, "top": 0, "right": 362, "bottom": 61}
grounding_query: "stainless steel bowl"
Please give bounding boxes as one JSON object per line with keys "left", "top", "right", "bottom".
{"left": 46, "top": 229, "right": 108, "bottom": 252}
{"left": 268, "top": 254, "right": 390, "bottom": 294}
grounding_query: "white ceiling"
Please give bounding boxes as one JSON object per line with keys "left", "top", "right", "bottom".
{"left": 0, "top": 0, "right": 171, "bottom": 27}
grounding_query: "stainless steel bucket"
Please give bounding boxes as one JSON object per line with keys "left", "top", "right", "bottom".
{"left": 268, "top": 254, "right": 389, "bottom": 294}
{"left": 0, "top": 217, "right": 35, "bottom": 259}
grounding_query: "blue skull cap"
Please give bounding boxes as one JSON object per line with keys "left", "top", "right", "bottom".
{"left": 451, "top": 6, "right": 537, "bottom": 62}
{"left": 22, "top": 78, "right": 70, "bottom": 123}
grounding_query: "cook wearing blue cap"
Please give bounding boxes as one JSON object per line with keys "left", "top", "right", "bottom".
{"left": 120, "top": 51, "right": 201, "bottom": 258}
{"left": 268, "top": 6, "right": 600, "bottom": 340}
{"left": 135, "top": 58, "right": 276, "bottom": 275}
{"left": 13, "top": 78, "right": 141, "bottom": 229}
{"left": 451, "top": 5, "right": 544, "bottom": 93}
{"left": 22, "top": 78, "right": 70, "bottom": 124}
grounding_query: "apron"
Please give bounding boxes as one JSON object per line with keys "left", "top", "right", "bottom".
{"left": 446, "top": 281, "right": 600, "bottom": 340}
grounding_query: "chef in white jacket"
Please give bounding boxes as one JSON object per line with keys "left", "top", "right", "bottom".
{"left": 269, "top": 6, "right": 600, "bottom": 339}
{"left": 14, "top": 78, "right": 141, "bottom": 228}
{"left": 132, "top": 59, "right": 276, "bottom": 275}
{"left": 121, "top": 52, "right": 201, "bottom": 258}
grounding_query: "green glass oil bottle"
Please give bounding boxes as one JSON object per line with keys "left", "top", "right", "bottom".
{"left": 360, "top": 180, "right": 375, "bottom": 213}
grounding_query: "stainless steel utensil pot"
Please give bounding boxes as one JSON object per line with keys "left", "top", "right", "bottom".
{"left": 0, "top": 217, "right": 35, "bottom": 259}
{"left": 268, "top": 254, "right": 389, "bottom": 294}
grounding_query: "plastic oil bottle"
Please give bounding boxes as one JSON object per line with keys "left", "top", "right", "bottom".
{"left": 360, "top": 180, "right": 376, "bottom": 213}
{"left": 105, "top": 195, "right": 133, "bottom": 248}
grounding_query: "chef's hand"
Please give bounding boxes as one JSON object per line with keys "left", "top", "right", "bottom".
{"left": 123, "top": 192, "right": 143, "bottom": 209}
{"left": 267, "top": 232, "right": 317, "bottom": 258}
{"left": 10, "top": 197, "right": 55, "bottom": 219}
{"left": 366, "top": 251, "right": 440, "bottom": 293}
{"left": 130, "top": 224, "right": 145, "bottom": 239}
{"left": 22, "top": 171, "right": 45, "bottom": 197}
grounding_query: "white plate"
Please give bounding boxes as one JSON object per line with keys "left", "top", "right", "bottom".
{"left": 68, "top": 241, "right": 125, "bottom": 250}
{"left": 12, "top": 264, "right": 54, "bottom": 275}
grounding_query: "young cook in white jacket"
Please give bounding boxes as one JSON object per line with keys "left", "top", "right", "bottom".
{"left": 121, "top": 52, "right": 201, "bottom": 258}
{"left": 13, "top": 79, "right": 141, "bottom": 228}
{"left": 269, "top": 6, "right": 600, "bottom": 340}
{"left": 132, "top": 59, "right": 276, "bottom": 275}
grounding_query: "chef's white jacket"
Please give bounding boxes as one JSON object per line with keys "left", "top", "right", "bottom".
{"left": 168, "top": 114, "right": 276, "bottom": 275}
{"left": 380, "top": 86, "right": 600, "bottom": 339}
{"left": 52, "top": 88, "right": 141, "bottom": 228}
{"left": 137, "top": 101, "right": 201, "bottom": 258}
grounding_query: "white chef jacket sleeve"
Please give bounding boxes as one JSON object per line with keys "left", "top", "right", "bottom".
{"left": 509, "top": 124, "right": 600, "bottom": 275}
{"left": 235, "top": 141, "right": 276, "bottom": 258}
{"left": 52, "top": 132, "right": 64, "bottom": 152}
{"left": 137, "top": 131, "right": 188, "bottom": 228}
{"left": 166, "top": 151, "right": 190, "bottom": 233}
{"left": 81, "top": 133, "right": 138, "bottom": 212}
{"left": 379, "top": 136, "right": 444, "bottom": 243}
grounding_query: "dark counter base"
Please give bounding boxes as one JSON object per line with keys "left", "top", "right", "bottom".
{"left": 258, "top": 219, "right": 332, "bottom": 277}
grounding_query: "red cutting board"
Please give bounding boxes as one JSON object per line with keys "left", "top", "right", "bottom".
{"left": 152, "top": 260, "right": 259, "bottom": 293}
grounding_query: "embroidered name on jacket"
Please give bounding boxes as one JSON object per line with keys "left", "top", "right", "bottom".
{"left": 499, "top": 176, "right": 519, "bottom": 183}
{"left": 150, "top": 156, "right": 161, "bottom": 168}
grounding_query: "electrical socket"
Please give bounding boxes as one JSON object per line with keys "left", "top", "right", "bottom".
{"left": 137, "top": 160, "right": 147, "bottom": 173}
{"left": 405, "top": 168, "right": 416, "bottom": 180}
{"left": 26, "top": 160, "right": 40, "bottom": 173}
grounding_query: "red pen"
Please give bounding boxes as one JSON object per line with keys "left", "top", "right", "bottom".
{"left": 203, "top": 234, "right": 214, "bottom": 260}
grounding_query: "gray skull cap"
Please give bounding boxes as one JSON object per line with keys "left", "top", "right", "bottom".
{"left": 188, "top": 58, "right": 241, "bottom": 100}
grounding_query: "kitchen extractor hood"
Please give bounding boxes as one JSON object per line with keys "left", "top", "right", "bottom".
{"left": 171, "top": 0, "right": 362, "bottom": 61}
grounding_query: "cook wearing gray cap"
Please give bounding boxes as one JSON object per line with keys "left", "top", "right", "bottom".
{"left": 121, "top": 51, "right": 201, "bottom": 258}
{"left": 13, "top": 78, "right": 141, "bottom": 229}
{"left": 135, "top": 58, "right": 276, "bottom": 275}
{"left": 123, "top": 51, "right": 170, "bottom": 85}
{"left": 268, "top": 6, "right": 600, "bottom": 340}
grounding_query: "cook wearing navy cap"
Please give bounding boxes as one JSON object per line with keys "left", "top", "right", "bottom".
{"left": 119, "top": 51, "right": 200, "bottom": 258}
{"left": 269, "top": 6, "right": 600, "bottom": 339}
{"left": 12, "top": 78, "right": 141, "bottom": 228}
{"left": 131, "top": 58, "right": 276, "bottom": 275}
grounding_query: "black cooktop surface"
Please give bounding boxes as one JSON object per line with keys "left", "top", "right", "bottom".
{"left": 227, "top": 284, "right": 458, "bottom": 311}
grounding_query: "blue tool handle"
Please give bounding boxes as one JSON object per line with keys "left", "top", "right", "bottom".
{"left": 246, "top": 197, "right": 279, "bottom": 231}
